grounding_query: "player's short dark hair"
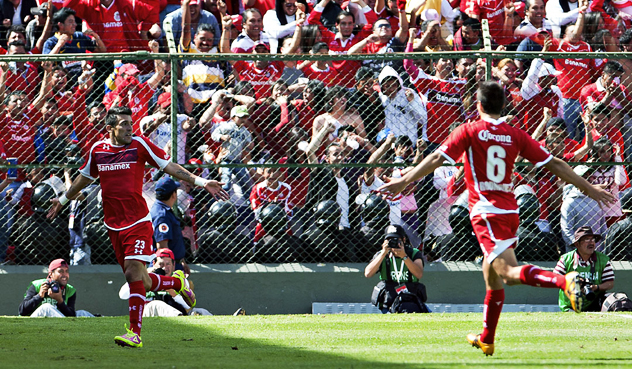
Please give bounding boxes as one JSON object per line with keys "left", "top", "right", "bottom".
{"left": 87, "top": 100, "right": 105, "bottom": 114}
{"left": 196, "top": 23, "right": 215, "bottom": 35}
{"left": 242, "top": 8, "right": 261, "bottom": 23}
{"left": 620, "top": 29, "right": 632, "bottom": 46}
{"left": 8, "top": 25, "right": 25, "bottom": 35}
{"left": 105, "top": 106, "right": 133, "bottom": 127}
{"left": 311, "top": 41, "right": 329, "bottom": 53}
{"left": 324, "top": 86, "right": 348, "bottom": 112}
{"left": 393, "top": 135, "right": 412, "bottom": 148}
{"left": 590, "top": 103, "right": 610, "bottom": 118}
{"left": 603, "top": 61, "right": 624, "bottom": 75}
{"left": 4, "top": 90, "right": 25, "bottom": 105}
{"left": 53, "top": 7, "right": 76, "bottom": 25}
{"left": 477, "top": 81, "right": 505, "bottom": 115}
{"left": 336, "top": 11, "right": 354, "bottom": 24}
{"left": 461, "top": 17, "right": 481, "bottom": 32}
{"left": 355, "top": 66, "right": 375, "bottom": 82}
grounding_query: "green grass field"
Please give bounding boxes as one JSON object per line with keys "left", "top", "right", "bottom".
{"left": 1, "top": 313, "right": 631, "bottom": 368}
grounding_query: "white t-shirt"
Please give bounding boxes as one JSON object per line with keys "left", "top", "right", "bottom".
{"left": 335, "top": 177, "right": 350, "bottom": 229}
{"left": 360, "top": 174, "right": 402, "bottom": 225}
{"left": 140, "top": 113, "right": 189, "bottom": 164}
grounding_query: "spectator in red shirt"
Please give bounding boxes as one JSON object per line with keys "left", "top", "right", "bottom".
{"left": 453, "top": 17, "right": 482, "bottom": 51}
{"left": 63, "top": 0, "right": 160, "bottom": 53}
{"left": 74, "top": 101, "right": 107, "bottom": 154}
{"left": 1, "top": 41, "right": 40, "bottom": 100}
{"left": 297, "top": 42, "right": 339, "bottom": 87}
{"left": 583, "top": 103, "right": 625, "bottom": 158}
{"left": 250, "top": 159, "right": 293, "bottom": 242}
{"left": 48, "top": 65, "right": 94, "bottom": 114}
{"left": 244, "top": 0, "right": 276, "bottom": 18}
{"left": 532, "top": 108, "right": 583, "bottom": 160}
{"left": 102, "top": 43, "right": 166, "bottom": 133}
{"left": 307, "top": 0, "right": 377, "bottom": 88}
{"left": 580, "top": 61, "right": 631, "bottom": 113}
{"left": 461, "top": 0, "right": 517, "bottom": 45}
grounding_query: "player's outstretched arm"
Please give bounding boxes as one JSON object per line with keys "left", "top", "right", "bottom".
{"left": 377, "top": 150, "right": 445, "bottom": 196}
{"left": 544, "top": 157, "right": 616, "bottom": 206}
{"left": 47, "top": 174, "right": 94, "bottom": 219}
{"left": 163, "top": 162, "right": 230, "bottom": 200}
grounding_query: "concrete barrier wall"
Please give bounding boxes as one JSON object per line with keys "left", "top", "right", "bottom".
{"left": 2, "top": 261, "right": 631, "bottom": 316}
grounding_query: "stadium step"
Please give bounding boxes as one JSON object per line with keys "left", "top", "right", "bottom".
{"left": 311, "top": 303, "right": 560, "bottom": 314}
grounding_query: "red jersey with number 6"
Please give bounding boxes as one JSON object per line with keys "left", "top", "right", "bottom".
{"left": 438, "top": 117, "right": 552, "bottom": 217}
{"left": 79, "top": 135, "right": 171, "bottom": 230}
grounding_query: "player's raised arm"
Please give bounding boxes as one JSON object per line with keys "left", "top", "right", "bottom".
{"left": 162, "top": 162, "right": 230, "bottom": 200}
{"left": 378, "top": 150, "right": 445, "bottom": 196}
{"left": 544, "top": 157, "right": 616, "bottom": 207}
{"left": 47, "top": 174, "right": 94, "bottom": 219}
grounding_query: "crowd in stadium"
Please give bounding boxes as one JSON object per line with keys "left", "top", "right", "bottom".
{"left": 0, "top": 0, "right": 632, "bottom": 266}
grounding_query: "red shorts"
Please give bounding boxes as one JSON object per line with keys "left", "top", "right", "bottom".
{"left": 471, "top": 213, "right": 519, "bottom": 262}
{"left": 107, "top": 221, "right": 155, "bottom": 268}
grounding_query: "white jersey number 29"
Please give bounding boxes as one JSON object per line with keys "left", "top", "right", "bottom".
{"left": 486, "top": 145, "right": 506, "bottom": 183}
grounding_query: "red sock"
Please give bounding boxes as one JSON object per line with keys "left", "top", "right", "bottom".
{"left": 480, "top": 289, "right": 504, "bottom": 344}
{"left": 148, "top": 273, "right": 182, "bottom": 292}
{"left": 128, "top": 281, "right": 146, "bottom": 336}
{"left": 519, "top": 265, "right": 565, "bottom": 289}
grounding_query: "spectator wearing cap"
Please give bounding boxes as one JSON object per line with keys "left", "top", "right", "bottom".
{"left": 164, "top": 0, "right": 220, "bottom": 49}
{"left": 520, "top": 58, "right": 563, "bottom": 134}
{"left": 139, "top": 92, "right": 193, "bottom": 165}
{"left": 364, "top": 224, "right": 425, "bottom": 313}
{"left": 554, "top": 226, "right": 615, "bottom": 312}
{"left": 221, "top": 29, "right": 292, "bottom": 99}
{"left": 230, "top": 8, "right": 271, "bottom": 53}
{"left": 102, "top": 59, "right": 166, "bottom": 134}
{"left": 63, "top": 0, "right": 160, "bottom": 53}
{"left": 42, "top": 8, "right": 106, "bottom": 76}
{"left": 25, "top": 1, "right": 55, "bottom": 51}
{"left": 18, "top": 258, "right": 94, "bottom": 317}
{"left": 603, "top": 191, "right": 632, "bottom": 261}
{"left": 211, "top": 105, "right": 254, "bottom": 194}
{"left": 150, "top": 177, "right": 189, "bottom": 274}
{"left": 560, "top": 165, "right": 607, "bottom": 253}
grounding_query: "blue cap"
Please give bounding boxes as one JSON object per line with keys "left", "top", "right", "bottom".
{"left": 155, "top": 176, "right": 180, "bottom": 197}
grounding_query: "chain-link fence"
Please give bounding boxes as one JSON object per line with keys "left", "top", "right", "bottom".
{"left": 0, "top": 50, "right": 631, "bottom": 266}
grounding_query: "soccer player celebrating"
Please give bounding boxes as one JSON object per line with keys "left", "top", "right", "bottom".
{"left": 378, "top": 82, "right": 615, "bottom": 356}
{"left": 46, "top": 106, "right": 229, "bottom": 348}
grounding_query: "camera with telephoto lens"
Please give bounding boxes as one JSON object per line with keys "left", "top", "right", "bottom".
{"left": 47, "top": 281, "right": 60, "bottom": 294}
{"left": 388, "top": 238, "right": 400, "bottom": 249}
{"left": 579, "top": 277, "right": 596, "bottom": 301}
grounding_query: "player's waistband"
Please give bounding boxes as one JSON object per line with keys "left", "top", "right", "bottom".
{"left": 104, "top": 213, "right": 152, "bottom": 232}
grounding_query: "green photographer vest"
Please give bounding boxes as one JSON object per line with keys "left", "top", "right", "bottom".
{"left": 557, "top": 251, "right": 610, "bottom": 312}
{"left": 30, "top": 279, "right": 76, "bottom": 309}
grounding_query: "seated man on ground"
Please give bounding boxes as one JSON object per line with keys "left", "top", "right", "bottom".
{"left": 18, "top": 258, "right": 94, "bottom": 317}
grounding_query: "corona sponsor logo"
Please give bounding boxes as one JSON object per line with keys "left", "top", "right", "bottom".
{"left": 478, "top": 130, "right": 512, "bottom": 143}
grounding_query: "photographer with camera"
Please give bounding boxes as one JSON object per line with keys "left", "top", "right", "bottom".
{"left": 365, "top": 224, "right": 428, "bottom": 313}
{"left": 554, "top": 226, "right": 615, "bottom": 312}
{"left": 18, "top": 259, "right": 94, "bottom": 317}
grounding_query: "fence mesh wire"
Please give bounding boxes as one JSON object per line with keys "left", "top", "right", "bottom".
{"left": 0, "top": 50, "right": 631, "bottom": 266}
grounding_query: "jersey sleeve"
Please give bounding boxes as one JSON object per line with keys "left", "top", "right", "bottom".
{"left": 250, "top": 185, "right": 263, "bottom": 210}
{"left": 78, "top": 142, "right": 101, "bottom": 180}
{"left": 154, "top": 218, "right": 174, "bottom": 242}
{"left": 135, "top": 136, "right": 171, "bottom": 169}
{"left": 438, "top": 125, "right": 470, "bottom": 164}
{"left": 518, "top": 129, "right": 553, "bottom": 167}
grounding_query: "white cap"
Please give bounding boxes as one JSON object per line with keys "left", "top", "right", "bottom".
{"left": 514, "top": 184, "right": 536, "bottom": 198}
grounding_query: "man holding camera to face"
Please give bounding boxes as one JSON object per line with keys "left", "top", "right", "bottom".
{"left": 365, "top": 224, "right": 428, "bottom": 313}
{"left": 554, "top": 226, "right": 615, "bottom": 312}
{"left": 18, "top": 259, "right": 94, "bottom": 317}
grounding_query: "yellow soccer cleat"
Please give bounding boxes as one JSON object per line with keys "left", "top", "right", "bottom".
{"left": 467, "top": 333, "right": 494, "bottom": 356}
{"left": 564, "top": 272, "right": 584, "bottom": 313}
{"left": 114, "top": 326, "right": 142, "bottom": 348}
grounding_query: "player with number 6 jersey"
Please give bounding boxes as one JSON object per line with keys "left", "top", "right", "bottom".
{"left": 378, "top": 82, "right": 616, "bottom": 356}
{"left": 46, "top": 106, "right": 229, "bottom": 349}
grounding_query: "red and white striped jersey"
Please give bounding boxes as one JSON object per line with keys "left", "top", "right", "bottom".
{"left": 79, "top": 135, "right": 171, "bottom": 230}
{"left": 250, "top": 180, "right": 293, "bottom": 216}
{"left": 439, "top": 117, "right": 552, "bottom": 216}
